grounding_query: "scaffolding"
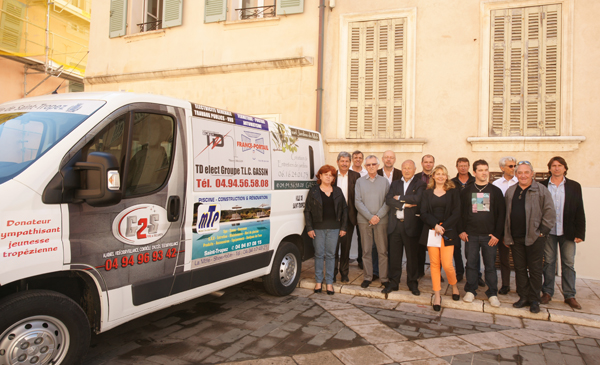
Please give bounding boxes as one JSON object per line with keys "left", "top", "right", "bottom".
{"left": 0, "top": 0, "right": 90, "bottom": 95}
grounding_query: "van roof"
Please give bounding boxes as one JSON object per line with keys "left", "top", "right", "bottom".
{"left": 1, "top": 92, "right": 190, "bottom": 109}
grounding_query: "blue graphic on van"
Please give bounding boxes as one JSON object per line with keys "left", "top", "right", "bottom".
{"left": 196, "top": 204, "right": 220, "bottom": 234}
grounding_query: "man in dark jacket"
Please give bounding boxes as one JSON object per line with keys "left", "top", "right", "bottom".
{"left": 505, "top": 161, "right": 555, "bottom": 313}
{"left": 414, "top": 154, "right": 435, "bottom": 278}
{"left": 540, "top": 157, "right": 586, "bottom": 309}
{"left": 383, "top": 160, "right": 425, "bottom": 295}
{"left": 458, "top": 160, "right": 505, "bottom": 307}
{"left": 334, "top": 152, "right": 361, "bottom": 283}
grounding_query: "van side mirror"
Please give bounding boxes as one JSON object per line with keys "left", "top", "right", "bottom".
{"left": 74, "top": 152, "right": 122, "bottom": 207}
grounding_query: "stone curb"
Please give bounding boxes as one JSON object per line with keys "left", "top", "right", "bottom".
{"left": 298, "top": 278, "right": 600, "bottom": 329}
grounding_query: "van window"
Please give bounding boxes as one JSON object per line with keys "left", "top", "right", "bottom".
{"left": 0, "top": 112, "right": 89, "bottom": 185}
{"left": 82, "top": 114, "right": 127, "bottom": 169}
{"left": 125, "top": 113, "right": 174, "bottom": 196}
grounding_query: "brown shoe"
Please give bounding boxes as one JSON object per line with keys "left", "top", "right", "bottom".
{"left": 564, "top": 298, "right": 582, "bottom": 310}
{"left": 540, "top": 292, "right": 552, "bottom": 304}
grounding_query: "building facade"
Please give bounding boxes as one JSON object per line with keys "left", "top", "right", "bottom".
{"left": 85, "top": 0, "right": 599, "bottom": 279}
{"left": 0, "top": 0, "right": 90, "bottom": 102}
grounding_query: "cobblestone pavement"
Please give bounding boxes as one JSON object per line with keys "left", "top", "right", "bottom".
{"left": 84, "top": 281, "right": 600, "bottom": 364}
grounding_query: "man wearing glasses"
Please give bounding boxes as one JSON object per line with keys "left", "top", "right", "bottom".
{"left": 504, "top": 161, "right": 556, "bottom": 313}
{"left": 492, "top": 157, "right": 518, "bottom": 295}
{"left": 355, "top": 155, "right": 390, "bottom": 289}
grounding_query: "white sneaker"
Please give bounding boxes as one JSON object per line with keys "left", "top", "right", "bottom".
{"left": 489, "top": 296, "right": 501, "bottom": 307}
{"left": 463, "top": 292, "right": 475, "bottom": 303}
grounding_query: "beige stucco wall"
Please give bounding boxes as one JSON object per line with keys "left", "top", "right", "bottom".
{"left": 85, "top": 1, "right": 320, "bottom": 130}
{"left": 321, "top": 0, "right": 599, "bottom": 279}
{"left": 0, "top": 58, "right": 66, "bottom": 103}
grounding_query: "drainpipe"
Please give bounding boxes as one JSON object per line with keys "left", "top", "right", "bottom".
{"left": 45, "top": 1, "right": 50, "bottom": 74}
{"left": 315, "top": 0, "right": 326, "bottom": 133}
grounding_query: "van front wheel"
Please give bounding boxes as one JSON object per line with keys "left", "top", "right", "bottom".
{"left": 263, "top": 241, "right": 302, "bottom": 296}
{"left": 0, "top": 290, "right": 90, "bottom": 365}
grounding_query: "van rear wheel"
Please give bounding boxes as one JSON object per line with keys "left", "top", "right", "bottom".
{"left": 0, "top": 290, "right": 90, "bottom": 365}
{"left": 263, "top": 241, "right": 302, "bottom": 296}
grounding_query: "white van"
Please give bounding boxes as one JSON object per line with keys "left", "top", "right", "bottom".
{"left": 0, "top": 92, "right": 323, "bottom": 364}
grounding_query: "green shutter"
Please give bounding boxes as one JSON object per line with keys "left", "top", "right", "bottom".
{"left": 276, "top": 0, "right": 304, "bottom": 16}
{"left": 0, "top": 0, "right": 25, "bottom": 52}
{"left": 205, "top": 0, "right": 226, "bottom": 23}
{"left": 163, "top": 0, "right": 183, "bottom": 28}
{"left": 109, "top": 0, "right": 128, "bottom": 38}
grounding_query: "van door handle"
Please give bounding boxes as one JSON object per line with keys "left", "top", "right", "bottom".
{"left": 167, "top": 196, "right": 180, "bottom": 222}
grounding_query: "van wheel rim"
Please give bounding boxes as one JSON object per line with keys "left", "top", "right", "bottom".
{"left": 279, "top": 253, "right": 297, "bottom": 287}
{"left": 0, "top": 316, "right": 69, "bottom": 365}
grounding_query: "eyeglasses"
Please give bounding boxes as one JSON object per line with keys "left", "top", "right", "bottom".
{"left": 365, "top": 163, "right": 378, "bottom": 167}
{"left": 506, "top": 164, "right": 516, "bottom": 168}
{"left": 517, "top": 161, "right": 532, "bottom": 166}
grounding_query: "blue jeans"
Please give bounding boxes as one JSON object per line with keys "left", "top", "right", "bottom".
{"left": 464, "top": 235, "right": 498, "bottom": 298}
{"left": 543, "top": 235, "right": 577, "bottom": 299}
{"left": 313, "top": 229, "right": 339, "bottom": 285}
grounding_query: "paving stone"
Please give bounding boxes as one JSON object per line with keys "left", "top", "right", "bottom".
{"left": 307, "top": 331, "right": 336, "bottom": 346}
{"left": 152, "top": 316, "right": 181, "bottom": 329}
{"left": 396, "top": 302, "right": 438, "bottom": 316}
{"left": 300, "top": 306, "right": 325, "bottom": 318}
{"left": 268, "top": 328, "right": 290, "bottom": 339}
{"left": 494, "top": 314, "right": 523, "bottom": 328}
{"left": 293, "top": 351, "right": 344, "bottom": 365}
{"left": 518, "top": 349, "right": 546, "bottom": 364}
{"left": 301, "top": 326, "right": 324, "bottom": 336}
{"left": 349, "top": 296, "right": 399, "bottom": 310}
{"left": 329, "top": 308, "right": 379, "bottom": 326}
{"left": 376, "top": 341, "right": 436, "bottom": 362}
{"left": 574, "top": 325, "right": 600, "bottom": 339}
{"left": 250, "top": 322, "right": 282, "bottom": 337}
{"left": 575, "top": 344, "right": 600, "bottom": 365}
{"left": 331, "top": 345, "right": 393, "bottom": 365}
{"left": 333, "top": 327, "right": 357, "bottom": 341}
{"left": 562, "top": 354, "right": 585, "bottom": 365}
{"left": 312, "top": 298, "right": 354, "bottom": 311}
{"left": 396, "top": 329, "right": 421, "bottom": 338}
{"left": 442, "top": 308, "right": 494, "bottom": 324}
{"left": 351, "top": 323, "right": 408, "bottom": 344}
{"left": 289, "top": 288, "right": 314, "bottom": 298}
{"left": 215, "top": 335, "right": 258, "bottom": 359}
{"left": 227, "top": 352, "right": 257, "bottom": 362}
{"left": 459, "top": 331, "right": 524, "bottom": 350}
{"left": 557, "top": 342, "right": 579, "bottom": 356}
{"left": 523, "top": 318, "right": 577, "bottom": 335}
{"left": 500, "top": 329, "right": 548, "bottom": 345}
{"left": 224, "top": 356, "right": 296, "bottom": 365}
{"left": 400, "top": 357, "right": 450, "bottom": 364}
{"left": 542, "top": 348, "right": 565, "bottom": 365}
{"left": 414, "top": 336, "right": 481, "bottom": 357}
{"left": 145, "top": 355, "right": 193, "bottom": 365}
{"left": 242, "top": 337, "right": 281, "bottom": 357}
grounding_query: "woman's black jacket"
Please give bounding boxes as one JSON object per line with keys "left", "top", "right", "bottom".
{"left": 304, "top": 185, "right": 348, "bottom": 232}
{"left": 419, "top": 188, "right": 461, "bottom": 246}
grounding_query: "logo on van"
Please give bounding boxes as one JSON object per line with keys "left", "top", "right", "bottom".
{"left": 196, "top": 204, "right": 221, "bottom": 234}
{"left": 112, "top": 204, "right": 171, "bottom": 245}
{"left": 238, "top": 131, "right": 268, "bottom": 160}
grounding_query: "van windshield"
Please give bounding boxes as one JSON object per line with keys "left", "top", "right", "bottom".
{"left": 0, "top": 100, "right": 105, "bottom": 185}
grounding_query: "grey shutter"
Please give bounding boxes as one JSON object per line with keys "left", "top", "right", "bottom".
{"left": 346, "top": 18, "right": 405, "bottom": 139}
{"left": 162, "top": 0, "right": 183, "bottom": 28}
{"left": 276, "top": 0, "right": 304, "bottom": 16}
{"left": 0, "top": 0, "right": 25, "bottom": 52}
{"left": 489, "top": 5, "right": 561, "bottom": 137}
{"left": 205, "top": 0, "right": 226, "bottom": 23}
{"left": 109, "top": 0, "right": 128, "bottom": 38}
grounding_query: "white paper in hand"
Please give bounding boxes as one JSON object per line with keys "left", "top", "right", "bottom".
{"left": 427, "top": 229, "right": 442, "bottom": 247}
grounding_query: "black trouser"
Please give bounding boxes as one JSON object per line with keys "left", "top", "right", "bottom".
{"left": 357, "top": 226, "right": 362, "bottom": 264}
{"left": 464, "top": 235, "right": 498, "bottom": 298}
{"left": 389, "top": 220, "right": 419, "bottom": 291}
{"left": 418, "top": 244, "right": 427, "bottom": 277}
{"left": 334, "top": 222, "right": 355, "bottom": 278}
{"left": 453, "top": 239, "right": 465, "bottom": 277}
{"left": 498, "top": 241, "right": 512, "bottom": 287}
{"left": 512, "top": 236, "right": 545, "bottom": 303}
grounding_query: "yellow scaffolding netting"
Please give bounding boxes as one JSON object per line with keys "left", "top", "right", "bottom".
{"left": 0, "top": 0, "right": 90, "bottom": 77}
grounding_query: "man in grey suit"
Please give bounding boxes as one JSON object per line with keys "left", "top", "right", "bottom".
{"left": 355, "top": 155, "right": 390, "bottom": 289}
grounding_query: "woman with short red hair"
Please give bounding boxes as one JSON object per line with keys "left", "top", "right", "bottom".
{"left": 304, "top": 165, "right": 348, "bottom": 295}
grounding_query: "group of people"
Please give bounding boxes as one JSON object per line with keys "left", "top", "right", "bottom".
{"left": 304, "top": 151, "right": 586, "bottom": 313}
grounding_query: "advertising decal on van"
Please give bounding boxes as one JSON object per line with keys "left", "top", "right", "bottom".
{"left": 112, "top": 204, "right": 171, "bottom": 245}
{"left": 191, "top": 194, "right": 271, "bottom": 268}
{"left": 1, "top": 213, "right": 61, "bottom": 259}
{"left": 192, "top": 116, "right": 271, "bottom": 192}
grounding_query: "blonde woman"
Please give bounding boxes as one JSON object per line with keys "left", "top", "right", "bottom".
{"left": 419, "top": 165, "right": 461, "bottom": 311}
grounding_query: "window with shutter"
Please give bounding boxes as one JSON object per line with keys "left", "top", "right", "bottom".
{"left": 109, "top": 0, "right": 128, "bottom": 38}
{"left": 162, "top": 0, "right": 183, "bottom": 28}
{"left": 489, "top": 4, "right": 561, "bottom": 137}
{"left": 0, "top": 0, "right": 25, "bottom": 52}
{"left": 205, "top": 0, "right": 227, "bottom": 23}
{"left": 346, "top": 18, "right": 405, "bottom": 139}
{"left": 276, "top": 0, "right": 303, "bottom": 16}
